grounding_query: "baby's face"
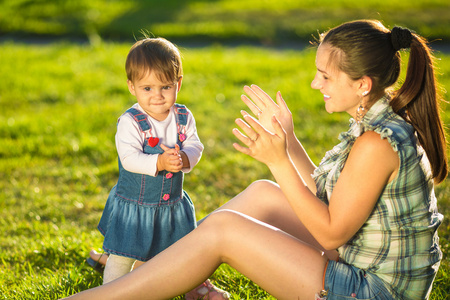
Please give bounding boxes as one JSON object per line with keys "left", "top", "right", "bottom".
{"left": 127, "top": 71, "right": 182, "bottom": 121}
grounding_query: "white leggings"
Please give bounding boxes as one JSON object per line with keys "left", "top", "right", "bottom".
{"left": 103, "top": 254, "right": 137, "bottom": 284}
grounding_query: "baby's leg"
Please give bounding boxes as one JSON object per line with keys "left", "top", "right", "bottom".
{"left": 132, "top": 260, "right": 145, "bottom": 269}
{"left": 89, "top": 250, "right": 146, "bottom": 270}
{"left": 89, "top": 250, "right": 108, "bottom": 265}
{"left": 103, "top": 254, "right": 136, "bottom": 284}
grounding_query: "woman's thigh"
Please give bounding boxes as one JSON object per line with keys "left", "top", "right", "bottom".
{"left": 215, "top": 180, "right": 329, "bottom": 253}
{"left": 207, "top": 209, "right": 328, "bottom": 299}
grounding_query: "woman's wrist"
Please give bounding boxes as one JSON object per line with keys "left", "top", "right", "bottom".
{"left": 267, "top": 154, "right": 292, "bottom": 173}
{"left": 286, "top": 132, "right": 300, "bottom": 150}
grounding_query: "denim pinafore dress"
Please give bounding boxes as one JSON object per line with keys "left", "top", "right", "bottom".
{"left": 98, "top": 104, "right": 197, "bottom": 261}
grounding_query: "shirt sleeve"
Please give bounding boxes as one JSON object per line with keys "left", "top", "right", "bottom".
{"left": 181, "top": 108, "right": 204, "bottom": 173}
{"left": 115, "top": 113, "right": 159, "bottom": 176}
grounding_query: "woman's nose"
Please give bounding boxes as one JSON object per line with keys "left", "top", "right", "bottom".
{"left": 311, "top": 75, "right": 321, "bottom": 90}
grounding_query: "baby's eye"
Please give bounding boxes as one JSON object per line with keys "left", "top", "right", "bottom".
{"left": 144, "top": 87, "right": 151, "bottom": 91}
{"left": 162, "top": 85, "right": 172, "bottom": 90}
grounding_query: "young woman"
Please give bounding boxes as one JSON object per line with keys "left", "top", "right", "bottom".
{"left": 63, "top": 20, "right": 447, "bottom": 300}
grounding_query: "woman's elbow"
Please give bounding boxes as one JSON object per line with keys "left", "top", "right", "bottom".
{"left": 321, "top": 241, "right": 343, "bottom": 251}
{"left": 317, "top": 232, "right": 348, "bottom": 250}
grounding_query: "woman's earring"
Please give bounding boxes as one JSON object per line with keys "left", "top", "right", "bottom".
{"left": 356, "top": 91, "right": 368, "bottom": 124}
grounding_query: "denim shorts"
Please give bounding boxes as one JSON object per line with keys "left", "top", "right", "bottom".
{"left": 323, "top": 260, "right": 394, "bottom": 300}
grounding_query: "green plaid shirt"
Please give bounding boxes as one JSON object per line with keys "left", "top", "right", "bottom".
{"left": 312, "top": 97, "right": 443, "bottom": 299}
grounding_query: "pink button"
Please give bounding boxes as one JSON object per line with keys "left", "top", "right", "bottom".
{"left": 166, "top": 172, "right": 173, "bottom": 179}
{"left": 163, "top": 194, "right": 170, "bottom": 201}
{"left": 351, "top": 293, "right": 356, "bottom": 297}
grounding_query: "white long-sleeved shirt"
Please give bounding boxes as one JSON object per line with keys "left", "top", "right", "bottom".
{"left": 115, "top": 103, "right": 204, "bottom": 177}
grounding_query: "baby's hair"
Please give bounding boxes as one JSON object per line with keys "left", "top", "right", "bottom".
{"left": 125, "top": 34, "right": 183, "bottom": 84}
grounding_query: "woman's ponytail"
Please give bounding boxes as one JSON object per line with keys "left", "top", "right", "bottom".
{"left": 390, "top": 32, "right": 448, "bottom": 183}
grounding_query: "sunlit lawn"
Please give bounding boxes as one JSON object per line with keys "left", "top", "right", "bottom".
{"left": 0, "top": 41, "right": 448, "bottom": 299}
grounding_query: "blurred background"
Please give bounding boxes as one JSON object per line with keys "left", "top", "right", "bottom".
{"left": 1, "top": 0, "right": 449, "bottom": 47}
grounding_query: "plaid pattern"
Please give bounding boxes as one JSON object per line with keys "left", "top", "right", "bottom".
{"left": 312, "top": 97, "right": 443, "bottom": 299}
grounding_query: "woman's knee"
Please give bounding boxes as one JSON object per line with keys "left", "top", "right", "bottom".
{"left": 198, "top": 210, "right": 249, "bottom": 255}
{"left": 200, "top": 209, "right": 256, "bottom": 241}
{"left": 246, "top": 180, "right": 286, "bottom": 208}
{"left": 248, "top": 179, "right": 280, "bottom": 193}
{"left": 202, "top": 209, "right": 244, "bottom": 230}
{"left": 245, "top": 180, "right": 283, "bottom": 202}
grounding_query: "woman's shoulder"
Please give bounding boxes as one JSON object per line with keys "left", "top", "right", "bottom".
{"left": 352, "top": 131, "right": 399, "bottom": 180}
{"left": 355, "top": 130, "right": 398, "bottom": 156}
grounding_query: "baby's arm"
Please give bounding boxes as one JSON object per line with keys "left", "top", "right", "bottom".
{"left": 178, "top": 109, "right": 204, "bottom": 173}
{"left": 116, "top": 115, "right": 160, "bottom": 176}
{"left": 179, "top": 151, "right": 190, "bottom": 169}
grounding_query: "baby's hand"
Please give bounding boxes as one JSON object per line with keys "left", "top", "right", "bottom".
{"left": 157, "top": 144, "right": 183, "bottom": 173}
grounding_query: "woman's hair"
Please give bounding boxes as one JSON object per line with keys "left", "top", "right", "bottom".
{"left": 125, "top": 37, "right": 183, "bottom": 83}
{"left": 319, "top": 20, "right": 448, "bottom": 183}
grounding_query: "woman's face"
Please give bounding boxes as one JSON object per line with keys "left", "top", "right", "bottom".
{"left": 311, "top": 43, "right": 362, "bottom": 118}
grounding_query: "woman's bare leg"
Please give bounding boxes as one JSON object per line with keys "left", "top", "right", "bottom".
{"left": 202, "top": 180, "right": 338, "bottom": 259}
{"left": 63, "top": 209, "right": 327, "bottom": 300}
{"left": 89, "top": 179, "right": 333, "bottom": 270}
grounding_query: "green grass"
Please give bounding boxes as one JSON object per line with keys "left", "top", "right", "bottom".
{"left": 1, "top": 2, "right": 449, "bottom": 298}
{"left": 1, "top": 0, "right": 450, "bottom": 45}
{"left": 0, "top": 40, "right": 449, "bottom": 299}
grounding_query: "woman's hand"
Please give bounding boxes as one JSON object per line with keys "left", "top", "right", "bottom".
{"left": 232, "top": 113, "right": 288, "bottom": 167}
{"left": 241, "top": 85, "right": 294, "bottom": 136}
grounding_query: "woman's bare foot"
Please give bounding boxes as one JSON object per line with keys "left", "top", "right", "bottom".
{"left": 185, "top": 280, "right": 230, "bottom": 300}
